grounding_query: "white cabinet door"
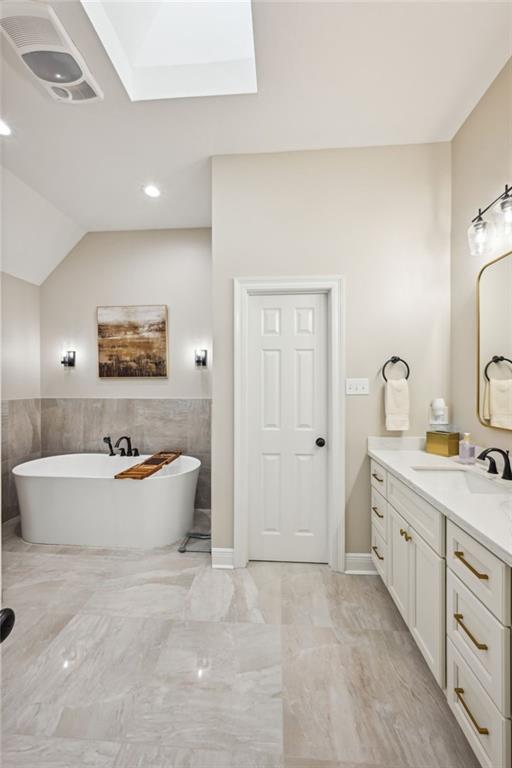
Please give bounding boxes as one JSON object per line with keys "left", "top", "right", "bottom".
{"left": 248, "top": 293, "right": 328, "bottom": 562}
{"left": 409, "top": 530, "right": 445, "bottom": 686}
{"left": 388, "top": 504, "right": 410, "bottom": 623}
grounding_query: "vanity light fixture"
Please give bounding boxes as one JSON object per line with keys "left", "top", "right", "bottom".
{"left": 143, "top": 184, "right": 161, "bottom": 198}
{"left": 468, "top": 183, "right": 512, "bottom": 256}
{"left": 195, "top": 349, "right": 208, "bottom": 368}
{"left": 61, "top": 350, "right": 76, "bottom": 367}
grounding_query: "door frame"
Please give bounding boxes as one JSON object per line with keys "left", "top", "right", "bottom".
{"left": 233, "top": 276, "right": 346, "bottom": 570}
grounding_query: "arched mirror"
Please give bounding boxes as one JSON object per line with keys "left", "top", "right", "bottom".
{"left": 478, "top": 249, "right": 512, "bottom": 430}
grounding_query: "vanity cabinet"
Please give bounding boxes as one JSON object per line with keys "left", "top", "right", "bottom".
{"left": 371, "top": 460, "right": 445, "bottom": 686}
{"left": 445, "top": 521, "right": 511, "bottom": 768}
{"left": 369, "top": 454, "right": 512, "bottom": 768}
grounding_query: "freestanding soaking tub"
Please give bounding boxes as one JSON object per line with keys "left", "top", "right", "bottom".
{"left": 13, "top": 453, "right": 200, "bottom": 548}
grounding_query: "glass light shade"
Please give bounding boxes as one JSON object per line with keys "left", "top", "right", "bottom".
{"left": 501, "top": 195, "right": 512, "bottom": 223}
{"left": 490, "top": 195, "right": 512, "bottom": 252}
{"left": 468, "top": 216, "right": 489, "bottom": 256}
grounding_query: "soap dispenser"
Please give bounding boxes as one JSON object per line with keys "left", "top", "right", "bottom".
{"left": 458, "top": 433, "right": 476, "bottom": 464}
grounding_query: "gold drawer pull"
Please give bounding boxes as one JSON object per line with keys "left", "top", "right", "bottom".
{"left": 372, "top": 473, "right": 384, "bottom": 483}
{"left": 454, "top": 551, "right": 489, "bottom": 580}
{"left": 372, "top": 545, "right": 384, "bottom": 561}
{"left": 372, "top": 505, "right": 384, "bottom": 519}
{"left": 454, "top": 613, "right": 488, "bottom": 651}
{"left": 454, "top": 688, "right": 489, "bottom": 735}
{"left": 400, "top": 528, "right": 412, "bottom": 542}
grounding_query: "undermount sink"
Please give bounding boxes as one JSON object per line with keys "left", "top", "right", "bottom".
{"left": 411, "top": 466, "right": 507, "bottom": 495}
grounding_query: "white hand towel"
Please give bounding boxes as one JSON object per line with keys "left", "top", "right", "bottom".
{"left": 385, "top": 378, "right": 410, "bottom": 431}
{"left": 489, "top": 378, "right": 512, "bottom": 429}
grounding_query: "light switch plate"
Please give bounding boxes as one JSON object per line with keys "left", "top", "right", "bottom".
{"left": 346, "top": 378, "right": 370, "bottom": 395}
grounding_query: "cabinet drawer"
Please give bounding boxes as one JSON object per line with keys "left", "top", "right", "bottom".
{"left": 447, "top": 569, "right": 510, "bottom": 716}
{"left": 371, "top": 525, "right": 387, "bottom": 583}
{"left": 447, "top": 639, "right": 511, "bottom": 768}
{"left": 387, "top": 473, "right": 444, "bottom": 555}
{"left": 370, "top": 459, "right": 387, "bottom": 496}
{"left": 371, "top": 487, "right": 387, "bottom": 541}
{"left": 447, "top": 521, "right": 511, "bottom": 625}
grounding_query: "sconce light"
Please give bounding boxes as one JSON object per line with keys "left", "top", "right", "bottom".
{"left": 61, "top": 350, "right": 76, "bottom": 367}
{"left": 195, "top": 349, "right": 207, "bottom": 368}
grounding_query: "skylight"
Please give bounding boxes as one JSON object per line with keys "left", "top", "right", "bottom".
{"left": 80, "top": 0, "right": 257, "bottom": 101}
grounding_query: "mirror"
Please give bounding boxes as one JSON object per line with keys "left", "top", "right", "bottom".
{"left": 478, "top": 250, "right": 512, "bottom": 430}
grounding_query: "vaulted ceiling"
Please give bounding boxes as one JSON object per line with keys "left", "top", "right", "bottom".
{"left": 1, "top": 1, "right": 511, "bottom": 284}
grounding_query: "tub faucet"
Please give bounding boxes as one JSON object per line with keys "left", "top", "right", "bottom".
{"left": 115, "top": 435, "right": 133, "bottom": 457}
{"left": 477, "top": 448, "right": 512, "bottom": 480}
{"left": 103, "top": 436, "right": 115, "bottom": 456}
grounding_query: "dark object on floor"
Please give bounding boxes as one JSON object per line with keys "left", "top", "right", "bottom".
{"left": 178, "top": 531, "right": 211, "bottom": 553}
{"left": 0, "top": 608, "right": 15, "bottom": 643}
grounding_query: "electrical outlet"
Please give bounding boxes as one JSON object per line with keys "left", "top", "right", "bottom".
{"left": 346, "top": 378, "right": 370, "bottom": 395}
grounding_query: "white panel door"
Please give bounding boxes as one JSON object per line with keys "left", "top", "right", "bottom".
{"left": 248, "top": 293, "right": 328, "bottom": 562}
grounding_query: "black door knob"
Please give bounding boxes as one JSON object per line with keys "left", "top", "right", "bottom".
{"left": 315, "top": 437, "right": 326, "bottom": 447}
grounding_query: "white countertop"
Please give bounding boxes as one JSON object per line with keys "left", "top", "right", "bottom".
{"left": 368, "top": 437, "right": 512, "bottom": 567}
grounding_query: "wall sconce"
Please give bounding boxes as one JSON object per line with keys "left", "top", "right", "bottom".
{"left": 195, "top": 349, "right": 208, "bottom": 368}
{"left": 61, "top": 350, "right": 76, "bottom": 367}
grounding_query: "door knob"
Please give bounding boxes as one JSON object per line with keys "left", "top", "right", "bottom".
{"left": 315, "top": 437, "right": 326, "bottom": 447}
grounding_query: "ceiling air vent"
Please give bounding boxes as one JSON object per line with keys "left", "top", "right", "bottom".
{"left": 0, "top": 1, "right": 103, "bottom": 103}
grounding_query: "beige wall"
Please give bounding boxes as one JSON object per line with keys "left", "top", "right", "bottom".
{"left": 451, "top": 60, "right": 512, "bottom": 450}
{"left": 41, "top": 229, "right": 212, "bottom": 399}
{"left": 1, "top": 272, "right": 41, "bottom": 399}
{"left": 212, "top": 143, "right": 452, "bottom": 552}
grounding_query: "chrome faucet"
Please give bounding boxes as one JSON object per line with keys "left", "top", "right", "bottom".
{"left": 477, "top": 448, "right": 512, "bottom": 480}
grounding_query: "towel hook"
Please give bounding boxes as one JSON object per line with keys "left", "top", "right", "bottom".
{"left": 382, "top": 356, "right": 410, "bottom": 382}
{"left": 484, "top": 355, "right": 512, "bottom": 381}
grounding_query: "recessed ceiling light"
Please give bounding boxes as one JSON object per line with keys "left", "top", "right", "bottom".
{"left": 143, "top": 184, "right": 161, "bottom": 198}
{"left": 0, "top": 119, "right": 12, "bottom": 136}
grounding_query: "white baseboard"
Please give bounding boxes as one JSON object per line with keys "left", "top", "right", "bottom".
{"left": 211, "top": 547, "right": 234, "bottom": 569}
{"left": 345, "top": 552, "right": 377, "bottom": 575}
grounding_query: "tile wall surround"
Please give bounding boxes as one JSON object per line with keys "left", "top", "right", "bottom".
{"left": 1, "top": 399, "right": 42, "bottom": 522}
{"left": 1, "top": 398, "right": 211, "bottom": 522}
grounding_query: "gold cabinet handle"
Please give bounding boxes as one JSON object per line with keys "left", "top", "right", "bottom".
{"left": 372, "top": 545, "right": 384, "bottom": 561}
{"left": 372, "top": 473, "right": 384, "bottom": 483}
{"left": 399, "top": 528, "right": 412, "bottom": 542}
{"left": 454, "top": 613, "right": 488, "bottom": 651}
{"left": 454, "top": 551, "right": 489, "bottom": 580}
{"left": 454, "top": 688, "right": 489, "bottom": 735}
{"left": 372, "top": 505, "right": 384, "bottom": 519}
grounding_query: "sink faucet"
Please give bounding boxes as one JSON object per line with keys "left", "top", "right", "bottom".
{"left": 477, "top": 448, "right": 512, "bottom": 480}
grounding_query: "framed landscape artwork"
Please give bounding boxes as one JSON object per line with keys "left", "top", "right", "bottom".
{"left": 97, "top": 305, "right": 168, "bottom": 378}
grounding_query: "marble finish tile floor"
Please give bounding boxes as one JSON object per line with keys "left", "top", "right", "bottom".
{"left": 1, "top": 519, "right": 479, "bottom": 768}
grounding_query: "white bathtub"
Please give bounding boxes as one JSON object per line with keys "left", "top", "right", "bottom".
{"left": 13, "top": 453, "right": 200, "bottom": 548}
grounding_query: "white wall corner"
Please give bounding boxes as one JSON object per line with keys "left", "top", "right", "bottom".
{"left": 345, "top": 552, "right": 377, "bottom": 575}
{"left": 211, "top": 547, "right": 234, "bottom": 569}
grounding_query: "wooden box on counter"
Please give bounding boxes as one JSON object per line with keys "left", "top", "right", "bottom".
{"left": 426, "top": 431, "right": 460, "bottom": 457}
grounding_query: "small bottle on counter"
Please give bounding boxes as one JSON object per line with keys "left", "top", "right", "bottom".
{"left": 458, "top": 432, "right": 476, "bottom": 464}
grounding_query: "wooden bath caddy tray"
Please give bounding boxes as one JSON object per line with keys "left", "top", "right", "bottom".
{"left": 114, "top": 451, "right": 182, "bottom": 480}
